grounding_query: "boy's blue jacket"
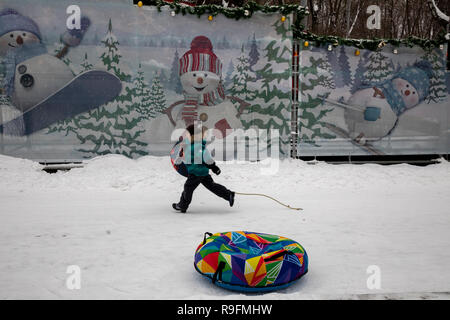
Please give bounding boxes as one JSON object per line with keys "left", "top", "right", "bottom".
{"left": 184, "top": 140, "right": 214, "bottom": 176}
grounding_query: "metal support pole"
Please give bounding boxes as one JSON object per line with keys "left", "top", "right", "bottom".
{"left": 0, "top": 103, "right": 3, "bottom": 155}
{"left": 291, "top": 0, "right": 308, "bottom": 159}
{"left": 291, "top": 39, "right": 299, "bottom": 159}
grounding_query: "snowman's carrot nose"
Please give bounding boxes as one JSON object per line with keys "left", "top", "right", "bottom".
{"left": 405, "top": 90, "right": 410, "bottom": 96}
{"left": 16, "top": 36, "right": 23, "bottom": 45}
{"left": 197, "top": 77, "right": 203, "bottom": 85}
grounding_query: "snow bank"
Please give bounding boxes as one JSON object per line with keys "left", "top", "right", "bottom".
{"left": 2, "top": 153, "right": 449, "bottom": 193}
{"left": 0, "top": 154, "right": 449, "bottom": 299}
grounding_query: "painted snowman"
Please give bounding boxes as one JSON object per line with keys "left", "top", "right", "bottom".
{"left": 0, "top": 8, "right": 89, "bottom": 112}
{"left": 165, "top": 36, "right": 248, "bottom": 139}
{"left": 344, "top": 61, "right": 432, "bottom": 143}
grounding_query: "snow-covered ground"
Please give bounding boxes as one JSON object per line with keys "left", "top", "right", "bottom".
{"left": 1, "top": 154, "right": 450, "bottom": 299}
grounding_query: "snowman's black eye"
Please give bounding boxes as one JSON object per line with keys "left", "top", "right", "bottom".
{"left": 22, "top": 33, "right": 26, "bottom": 37}
{"left": 10, "top": 34, "right": 13, "bottom": 38}
{"left": 412, "top": 91, "right": 416, "bottom": 94}
{"left": 406, "top": 84, "right": 409, "bottom": 87}
{"left": 193, "top": 73, "right": 196, "bottom": 77}
{"left": 204, "top": 73, "right": 207, "bottom": 77}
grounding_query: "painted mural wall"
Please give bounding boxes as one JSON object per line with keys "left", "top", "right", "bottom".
{"left": 0, "top": 0, "right": 448, "bottom": 161}
{"left": 297, "top": 44, "right": 449, "bottom": 156}
{"left": 0, "top": 0, "right": 292, "bottom": 161}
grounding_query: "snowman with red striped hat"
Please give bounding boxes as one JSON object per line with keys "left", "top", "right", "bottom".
{"left": 165, "top": 35, "right": 249, "bottom": 139}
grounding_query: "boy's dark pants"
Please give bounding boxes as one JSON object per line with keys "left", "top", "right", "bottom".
{"left": 178, "top": 174, "right": 231, "bottom": 209}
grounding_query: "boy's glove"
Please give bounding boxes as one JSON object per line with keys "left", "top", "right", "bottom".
{"left": 207, "top": 162, "right": 221, "bottom": 175}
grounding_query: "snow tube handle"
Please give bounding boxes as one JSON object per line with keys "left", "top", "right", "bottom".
{"left": 264, "top": 250, "right": 295, "bottom": 262}
{"left": 212, "top": 261, "right": 226, "bottom": 284}
{"left": 202, "top": 232, "right": 213, "bottom": 245}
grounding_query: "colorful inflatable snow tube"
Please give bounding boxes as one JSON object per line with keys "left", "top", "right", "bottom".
{"left": 194, "top": 231, "right": 308, "bottom": 293}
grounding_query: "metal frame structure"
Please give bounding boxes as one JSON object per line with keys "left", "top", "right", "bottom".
{"left": 290, "top": 0, "right": 307, "bottom": 159}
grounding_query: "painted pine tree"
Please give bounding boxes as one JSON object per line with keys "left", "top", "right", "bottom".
{"left": 46, "top": 53, "right": 95, "bottom": 135}
{"left": 99, "top": 19, "right": 131, "bottom": 82}
{"left": 351, "top": 53, "right": 369, "bottom": 94}
{"left": 422, "top": 49, "right": 447, "bottom": 103}
{"left": 240, "top": 17, "right": 292, "bottom": 155}
{"left": 80, "top": 52, "right": 93, "bottom": 72}
{"left": 133, "top": 63, "right": 153, "bottom": 120}
{"left": 224, "top": 60, "right": 234, "bottom": 90}
{"left": 168, "top": 49, "right": 183, "bottom": 94}
{"left": 158, "top": 69, "right": 168, "bottom": 89}
{"left": 48, "top": 19, "right": 147, "bottom": 158}
{"left": 0, "top": 94, "right": 10, "bottom": 107}
{"left": 75, "top": 19, "right": 146, "bottom": 157}
{"left": 317, "top": 55, "right": 335, "bottom": 90}
{"left": 0, "top": 71, "right": 11, "bottom": 106}
{"left": 228, "top": 46, "right": 257, "bottom": 101}
{"left": 364, "top": 51, "right": 394, "bottom": 83}
{"left": 0, "top": 55, "right": 6, "bottom": 95}
{"left": 337, "top": 46, "right": 352, "bottom": 87}
{"left": 0, "top": 93, "right": 17, "bottom": 140}
{"left": 245, "top": 35, "right": 252, "bottom": 50}
{"left": 298, "top": 55, "right": 335, "bottom": 146}
{"left": 53, "top": 42, "right": 76, "bottom": 75}
{"left": 149, "top": 73, "right": 166, "bottom": 115}
{"left": 326, "top": 48, "right": 340, "bottom": 84}
{"left": 218, "top": 35, "right": 230, "bottom": 50}
{"left": 1, "top": 55, "right": 16, "bottom": 121}
{"left": 0, "top": 55, "right": 5, "bottom": 82}
{"left": 46, "top": 110, "right": 79, "bottom": 136}
{"left": 248, "top": 33, "right": 260, "bottom": 71}
{"left": 93, "top": 33, "right": 100, "bottom": 45}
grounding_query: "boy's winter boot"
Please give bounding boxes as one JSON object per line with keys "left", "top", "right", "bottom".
{"left": 229, "top": 192, "right": 235, "bottom": 207}
{"left": 172, "top": 203, "right": 187, "bottom": 213}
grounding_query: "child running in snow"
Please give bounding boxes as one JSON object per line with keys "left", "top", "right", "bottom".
{"left": 172, "top": 124, "right": 235, "bottom": 213}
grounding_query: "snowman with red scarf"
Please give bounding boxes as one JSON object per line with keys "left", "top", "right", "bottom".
{"left": 164, "top": 36, "right": 248, "bottom": 139}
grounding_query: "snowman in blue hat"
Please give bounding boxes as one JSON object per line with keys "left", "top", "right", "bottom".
{"left": 0, "top": 8, "right": 90, "bottom": 112}
{"left": 344, "top": 60, "right": 433, "bottom": 144}
{"left": 0, "top": 8, "right": 122, "bottom": 136}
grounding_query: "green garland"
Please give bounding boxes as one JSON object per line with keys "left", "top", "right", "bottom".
{"left": 134, "top": 1, "right": 308, "bottom": 21}
{"left": 295, "top": 30, "right": 448, "bottom": 51}
{"left": 134, "top": 0, "right": 447, "bottom": 51}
